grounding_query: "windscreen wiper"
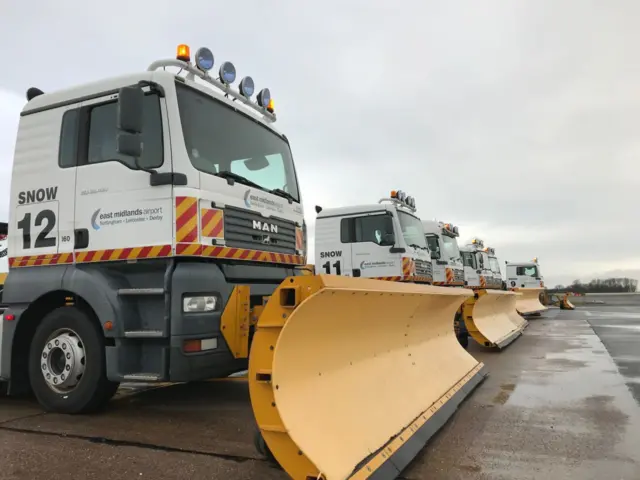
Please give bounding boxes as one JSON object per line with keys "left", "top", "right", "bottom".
{"left": 269, "top": 188, "right": 297, "bottom": 203}
{"left": 215, "top": 171, "right": 262, "bottom": 189}
{"left": 409, "top": 243, "right": 426, "bottom": 250}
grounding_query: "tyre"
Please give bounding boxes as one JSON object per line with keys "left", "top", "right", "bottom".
{"left": 457, "top": 333, "right": 469, "bottom": 349}
{"left": 253, "top": 429, "right": 276, "bottom": 463}
{"left": 28, "top": 306, "right": 119, "bottom": 414}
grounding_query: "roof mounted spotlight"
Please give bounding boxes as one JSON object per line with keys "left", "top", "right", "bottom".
{"left": 219, "top": 61, "right": 236, "bottom": 85}
{"left": 239, "top": 76, "right": 255, "bottom": 98}
{"left": 194, "top": 47, "right": 214, "bottom": 72}
{"left": 257, "top": 88, "right": 270, "bottom": 107}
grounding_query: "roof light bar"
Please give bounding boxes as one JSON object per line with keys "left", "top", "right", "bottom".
{"left": 148, "top": 44, "right": 277, "bottom": 123}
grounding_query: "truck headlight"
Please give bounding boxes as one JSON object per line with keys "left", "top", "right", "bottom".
{"left": 183, "top": 296, "right": 217, "bottom": 312}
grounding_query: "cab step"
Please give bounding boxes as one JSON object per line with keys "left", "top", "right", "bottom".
{"left": 124, "top": 330, "right": 165, "bottom": 338}
{"left": 118, "top": 288, "right": 164, "bottom": 296}
{"left": 122, "top": 373, "right": 162, "bottom": 382}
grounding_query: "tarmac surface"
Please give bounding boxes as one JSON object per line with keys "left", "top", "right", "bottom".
{"left": 1, "top": 298, "right": 640, "bottom": 479}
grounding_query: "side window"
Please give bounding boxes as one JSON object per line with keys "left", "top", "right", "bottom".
{"left": 85, "top": 94, "right": 163, "bottom": 169}
{"left": 462, "top": 252, "right": 475, "bottom": 268}
{"left": 517, "top": 266, "right": 538, "bottom": 277}
{"left": 340, "top": 214, "right": 393, "bottom": 245}
{"left": 59, "top": 109, "right": 79, "bottom": 168}
{"left": 426, "top": 235, "right": 440, "bottom": 257}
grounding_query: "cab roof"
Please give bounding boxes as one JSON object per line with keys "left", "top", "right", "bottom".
{"left": 21, "top": 72, "right": 157, "bottom": 115}
{"left": 316, "top": 203, "right": 416, "bottom": 219}
{"left": 20, "top": 69, "right": 285, "bottom": 137}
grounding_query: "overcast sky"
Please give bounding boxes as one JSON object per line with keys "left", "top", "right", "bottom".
{"left": 1, "top": 0, "right": 639, "bottom": 286}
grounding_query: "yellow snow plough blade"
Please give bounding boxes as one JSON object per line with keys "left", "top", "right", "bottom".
{"left": 560, "top": 294, "right": 575, "bottom": 310}
{"left": 249, "top": 275, "right": 487, "bottom": 480}
{"left": 497, "top": 290, "right": 528, "bottom": 330}
{"left": 462, "top": 289, "right": 524, "bottom": 349}
{"left": 513, "top": 287, "right": 548, "bottom": 315}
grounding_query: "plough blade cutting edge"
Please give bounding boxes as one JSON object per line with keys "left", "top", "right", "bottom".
{"left": 513, "top": 287, "right": 548, "bottom": 316}
{"left": 248, "top": 275, "right": 487, "bottom": 480}
{"left": 462, "top": 289, "right": 526, "bottom": 349}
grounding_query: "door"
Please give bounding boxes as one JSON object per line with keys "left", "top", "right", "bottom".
{"left": 343, "top": 212, "right": 400, "bottom": 279}
{"left": 73, "top": 88, "right": 174, "bottom": 259}
{"left": 10, "top": 105, "right": 79, "bottom": 266}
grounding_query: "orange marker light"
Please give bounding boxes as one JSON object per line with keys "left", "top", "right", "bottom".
{"left": 267, "top": 98, "right": 275, "bottom": 113}
{"left": 177, "top": 44, "right": 191, "bottom": 62}
{"left": 390, "top": 190, "right": 398, "bottom": 198}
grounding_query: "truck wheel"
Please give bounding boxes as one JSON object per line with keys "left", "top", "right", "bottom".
{"left": 457, "top": 333, "right": 469, "bottom": 350}
{"left": 28, "top": 306, "right": 119, "bottom": 414}
{"left": 253, "top": 429, "right": 276, "bottom": 463}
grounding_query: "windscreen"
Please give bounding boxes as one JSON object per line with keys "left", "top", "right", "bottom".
{"left": 175, "top": 83, "right": 300, "bottom": 201}
{"left": 461, "top": 251, "right": 476, "bottom": 269}
{"left": 441, "top": 235, "right": 461, "bottom": 261}
{"left": 489, "top": 256, "right": 502, "bottom": 275}
{"left": 397, "top": 212, "right": 428, "bottom": 249}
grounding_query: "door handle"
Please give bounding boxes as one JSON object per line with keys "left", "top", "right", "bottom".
{"left": 74, "top": 228, "right": 89, "bottom": 249}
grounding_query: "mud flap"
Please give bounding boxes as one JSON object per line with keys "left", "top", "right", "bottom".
{"left": 248, "top": 275, "right": 487, "bottom": 480}
{"left": 462, "top": 289, "right": 524, "bottom": 349}
{"left": 513, "top": 288, "right": 548, "bottom": 316}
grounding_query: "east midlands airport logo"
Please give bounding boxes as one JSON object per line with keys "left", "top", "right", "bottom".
{"left": 91, "top": 206, "right": 164, "bottom": 230}
{"left": 91, "top": 209, "right": 102, "bottom": 230}
{"left": 243, "top": 189, "right": 284, "bottom": 213}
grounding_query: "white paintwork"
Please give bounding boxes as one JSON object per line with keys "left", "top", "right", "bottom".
{"left": 2, "top": 55, "right": 305, "bottom": 384}
{"left": 506, "top": 259, "right": 545, "bottom": 289}
{"left": 460, "top": 239, "right": 503, "bottom": 288}
{"left": 422, "top": 219, "right": 463, "bottom": 285}
{"left": 7, "top": 66, "right": 304, "bottom": 261}
{"left": 314, "top": 199, "right": 432, "bottom": 280}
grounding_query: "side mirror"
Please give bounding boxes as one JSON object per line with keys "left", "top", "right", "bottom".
{"left": 381, "top": 233, "right": 395, "bottom": 246}
{"left": 116, "top": 86, "right": 144, "bottom": 159}
{"left": 118, "top": 86, "right": 144, "bottom": 134}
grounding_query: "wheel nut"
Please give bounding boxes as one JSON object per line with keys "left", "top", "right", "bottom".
{"left": 61, "top": 374, "right": 65, "bottom": 380}
{"left": 66, "top": 353, "right": 71, "bottom": 359}
{"left": 53, "top": 378, "right": 58, "bottom": 384}
{"left": 42, "top": 352, "right": 47, "bottom": 359}
{"left": 66, "top": 365, "right": 71, "bottom": 371}
{"left": 62, "top": 344, "right": 67, "bottom": 350}
{"left": 55, "top": 340, "right": 59, "bottom": 346}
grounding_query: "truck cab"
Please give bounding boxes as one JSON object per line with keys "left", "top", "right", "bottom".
{"left": 1, "top": 44, "right": 307, "bottom": 413}
{"left": 314, "top": 190, "right": 433, "bottom": 283}
{"left": 506, "top": 257, "right": 544, "bottom": 289}
{"left": 488, "top": 253, "right": 505, "bottom": 290}
{"left": 460, "top": 238, "right": 498, "bottom": 288}
{"left": 422, "top": 220, "right": 464, "bottom": 286}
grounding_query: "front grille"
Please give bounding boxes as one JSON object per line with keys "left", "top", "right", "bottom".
{"left": 415, "top": 259, "right": 432, "bottom": 277}
{"left": 224, "top": 206, "right": 297, "bottom": 254}
{"left": 454, "top": 270, "right": 464, "bottom": 283}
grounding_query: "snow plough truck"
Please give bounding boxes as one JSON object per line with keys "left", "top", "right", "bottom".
{"left": 0, "top": 45, "right": 487, "bottom": 479}
{"left": 421, "top": 220, "right": 469, "bottom": 347}
{"left": 458, "top": 238, "right": 526, "bottom": 348}
{"left": 505, "top": 257, "right": 548, "bottom": 316}
{"left": 311, "top": 193, "right": 477, "bottom": 349}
